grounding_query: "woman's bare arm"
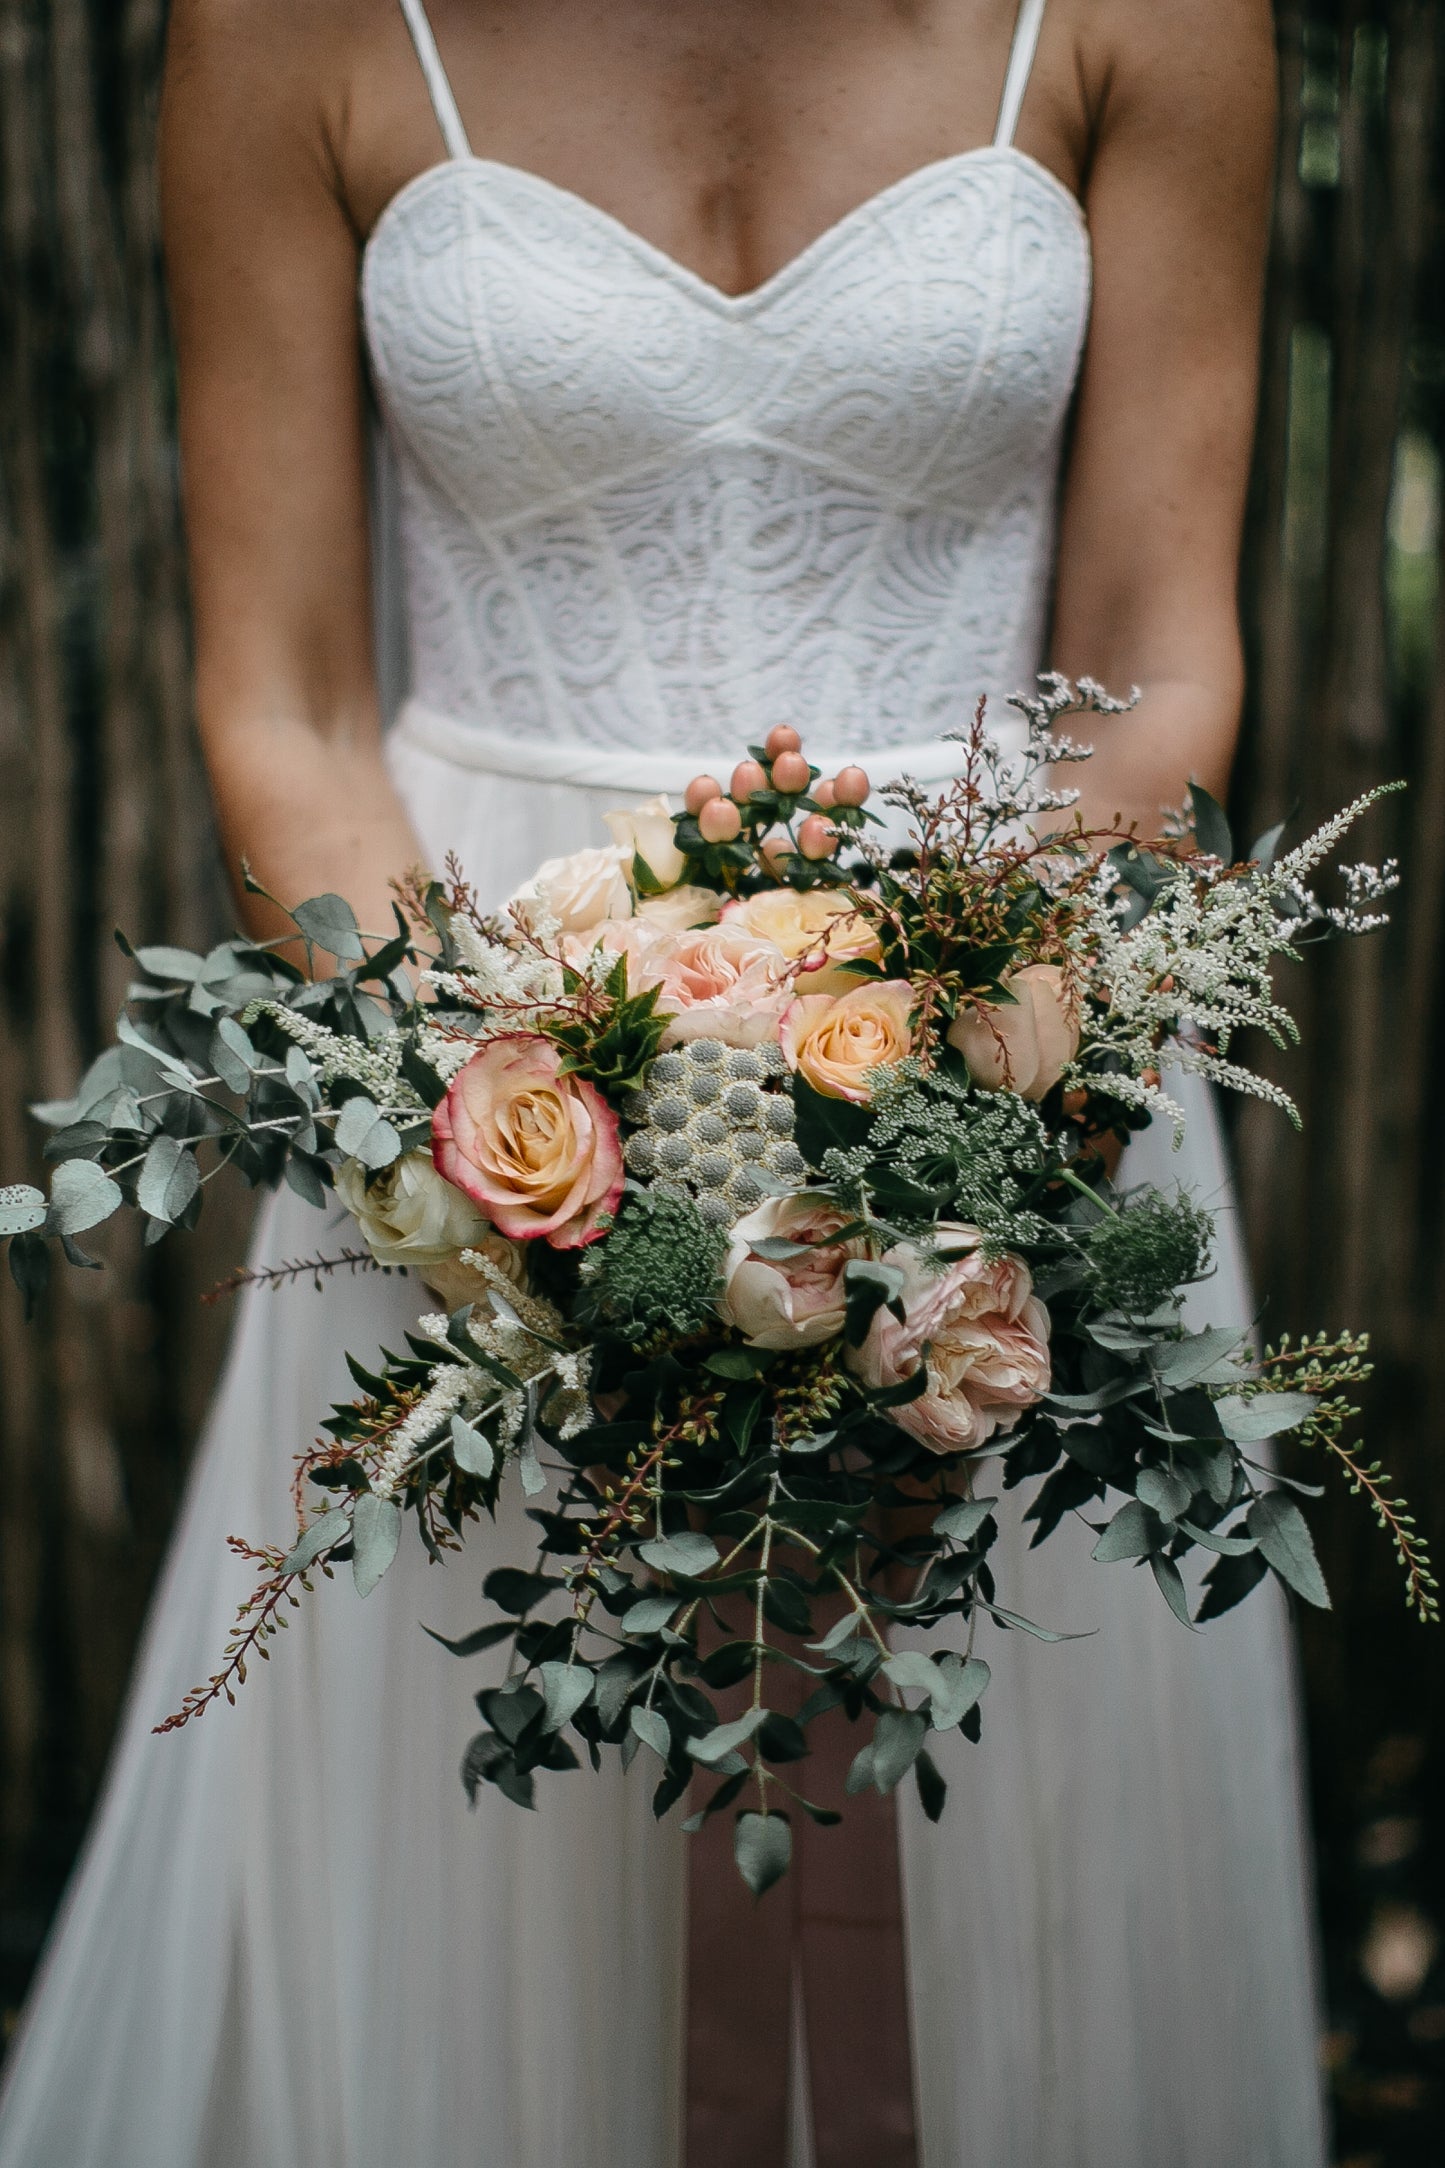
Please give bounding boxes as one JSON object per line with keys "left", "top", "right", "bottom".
{"left": 1049, "top": 0, "right": 1276, "bottom": 836}
{"left": 161, "top": 0, "right": 424, "bottom": 951}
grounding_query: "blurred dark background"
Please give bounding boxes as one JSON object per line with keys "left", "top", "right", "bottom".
{"left": 1, "top": 2, "right": 1443, "bottom": 2159}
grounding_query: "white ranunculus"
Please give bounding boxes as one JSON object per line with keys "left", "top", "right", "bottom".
{"left": 336, "top": 1150, "right": 490, "bottom": 1272}
{"left": 604, "top": 795, "right": 687, "bottom": 891}
{"left": 510, "top": 845, "right": 634, "bottom": 936}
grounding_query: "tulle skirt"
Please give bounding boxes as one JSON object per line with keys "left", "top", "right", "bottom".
{"left": 0, "top": 720, "right": 1328, "bottom": 2166}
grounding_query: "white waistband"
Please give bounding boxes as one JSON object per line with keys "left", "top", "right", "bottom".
{"left": 390, "top": 697, "right": 977, "bottom": 794}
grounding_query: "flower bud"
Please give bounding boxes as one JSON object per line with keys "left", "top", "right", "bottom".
{"left": 731, "top": 759, "right": 768, "bottom": 800}
{"left": 765, "top": 724, "right": 802, "bottom": 758}
{"left": 684, "top": 773, "right": 723, "bottom": 814}
{"left": 771, "top": 751, "right": 812, "bottom": 794}
{"left": 699, "top": 796, "right": 743, "bottom": 844}
{"left": 833, "top": 765, "right": 871, "bottom": 807}
{"left": 797, "top": 814, "right": 839, "bottom": 860}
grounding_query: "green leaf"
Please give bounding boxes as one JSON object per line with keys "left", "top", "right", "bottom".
{"left": 1091, "top": 1499, "right": 1162, "bottom": 1562}
{"left": 351, "top": 1493, "right": 401, "bottom": 1597}
{"left": 1149, "top": 1553, "right": 1196, "bottom": 1629}
{"left": 638, "top": 1531, "right": 720, "bottom": 1577}
{"left": 482, "top": 1567, "right": 559, "bottom": 1615}
{"left": 134, "top": 943, "right": 204, "bottom": 982}
{"left": 914, "top": 1749, "right": 948, "bottom": 1823}
{"left": 1178, "top": 1519, "right": 1256, "bottom": 1557}
{"left": 808, "top": 1612, "right": 869, "bottom": 1655}
{"left": 422, "top": 1619, "right": 515, "bottom": 1658}
{"left": 630, "top": 1706, "right": 671, "bottom": 1759}
{"left": 929, "top": 1653, "right": 991, "bottom": 1731}
{"left": 1149, "top": 1326, "right": 1246, "bottom": 1391}
{"left": 842, "top": 1258, "right": 907, "bottom": 1346}
{"left": 702, "top": 1347, "right": 772, "bottom": 1381}
{"left": 291, "top": 893, "right": 366, "bottom": 963}
{"left": 282, "top": 1508, "right": 351, "bottom": 1575}
{"left": 689, "top": 1707, "right": 768, "bottom": 1765}
{"left": 334, "top": 1095, "right": 402, "bottom": 1171}
{"left": 1188, "top": 781, "right": 1234, "bottom": 864}
{"left": 210, "top": 1017, "right": 257, "bottom": 1093}
{"left": 136, "top": 1135, "right": 200, "bottom": 1225}
{"left": 450, "top": 1414, "right": 494, "bottom": 1479}
{"left": 869, "top": 1707, "right": 928, "bottom": 1793}
{"left": 0, "top": 1185, "right": 48, "bottom": 1238}
{"left": 1213, "top": 1391, "right": 1319, "bottom": 1444}
{"left": 538, "top": 1660, "right": 593, "bottom": 1733}
{"left": 621, "top": 1596, "right": 680, "bottom": 1636}
{"left": 1135, "top": 1467, "right": 1193, "bottom": 1522}
{"left": 47, "top": 1158, "right": 124, "bottom": 1237}
{"left": 882, "top": 1650, "right": 950, "bottom": 1701}
{"left": 1195, "top": 1547, "right": 1268, "bottom": 1621}
{"left": 734, "top": 1810, "right": 792, "bottom": 1896}
{"left": 1247, "top": 1492, "right": 1330, "bottom": 1609}
{"left": 934, "top": 1496, "right": 997, "bottom": 1544}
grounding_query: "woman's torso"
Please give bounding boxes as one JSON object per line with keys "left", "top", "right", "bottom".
{"left": 355, "top": 0, "right": 1092, "bottom": 769}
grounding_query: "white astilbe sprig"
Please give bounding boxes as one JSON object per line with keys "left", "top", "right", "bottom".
{"left": 1076, "top": 782, "right": 1403, "bottom": 1134}
{"left": 370, "top": 1359, "right": 482, "bottom": 1499}
{"left": 243, "top": 1002, "right": 422, "bottom": 1105}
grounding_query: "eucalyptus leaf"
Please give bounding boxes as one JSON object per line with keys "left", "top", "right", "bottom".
{"left": 538, "top": 1661, "right": 593, "bottom": 1733}
{"left": 869, "top": 1707, "right": 928, "bottom": 1793}
{"left": 1247, "top": 1492, "right": 1331, "bottom": 1609}
{"left": 351, "top": 1493, "right": 401, "bottom": 1597}
{"left": 882, "top": 1651, "right": 950, "bottom": 1701}
{"left": 136, "top": 1135, "right": 200, "bottom": 1225}
{"left": 638, "top": 1531, "right": 720, "bottom": 1578}
{"left": 929, "top": 1653, "right": 991, "bottom": 1731}
{"left": 1149, "top": 1552, "right": 1196, "bottom": 1629}
{"left": 734, "top": 1810, "right": 792, "bottom": 1896}
{"left": 689, "top": 1707, "right": 767, "bottom": 1765}
{"left": 630, "top": 1706, "right": 671, "bottom": 1760}
{"left": 334, "top": 1095, "right": 402, "bottom": 1171}
{"left": 934, "top": 1496, "right": 998, "bottom": 1544}
{"left": 1091, "top": 1499, "right": 1162, "bottom": 1562}
{"left": 808, "top": 1611, "right": 869, "bottom": 1655}
{"left": 134, "top": 943, "right": 204, "bottom": 982}
{"left": 48, "top": 1158, "right": 123, "bottom": 1237}
{"left": 1149, "top": 1326, "right": 1246, "bottom": 1390}
{"left": 1213, "top": 1391, "right": 1318, "bottom": 1444}
{"left": 1135, "top": 1467, "right": 1193, "bottom": 1522}
{"left": 0, "top": 1185, "right": 47, "bottom": 1238}
{"left": 282, "top": 1508, "right": 351, "bottom": 1576}
{"left": 622, "top": 1596, "right": 680, "bottom": 1637}
{"left": 292, "top": 893, "right": 366, "bottom": 963}
{"left": 450, "top": 1414, "right": 494, "bottom": 1479}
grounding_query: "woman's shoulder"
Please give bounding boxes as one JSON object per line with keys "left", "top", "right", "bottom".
{"left": 1069, "top": 0, "right": 1275, "bottom": 147}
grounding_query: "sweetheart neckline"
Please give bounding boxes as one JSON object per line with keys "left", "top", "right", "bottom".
{"left": 360, "top": 143, "right": 1088, "bottom": 313}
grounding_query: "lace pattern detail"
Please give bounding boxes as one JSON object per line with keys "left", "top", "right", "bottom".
{"left": 362, "top": 150, "right": 1091, "bottom": 761}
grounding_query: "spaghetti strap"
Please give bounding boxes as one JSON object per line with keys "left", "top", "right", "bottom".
{"left": 397, "top": 0, "right": 473, "bottom": 161}
{"left": 994, "top": 0, "right": 1049, "bottom": 148}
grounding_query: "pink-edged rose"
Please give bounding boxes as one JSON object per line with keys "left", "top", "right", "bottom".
{"left": 432, "top": 1033, "right": 623, "bottom": 1249}
{"left": 947, "top": 964, "right": 1081, "bottom": 1101}
{"left": 781, "top": 979, "right": 916, "bottom": 1102}
{"left": 719, "top": 1194, "right": 868, "bottom": 1349}
{"left": 630, "top": 924, "right": 792, "bottom": 1048}
{"left": 850, "top": 1226, "right": 1051, "bottom": 1452}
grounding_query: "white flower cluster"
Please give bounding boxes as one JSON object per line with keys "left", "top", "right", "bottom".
{"left": 620, "top": 1040, "right": 805, "bottom": 1228}
{"left": 1077, "top": 784, "right": 1401, "bottom": 1134}
{"left": 244, "top": 1002, "right": 421, "bottom": 1106}
{"left": 370, "top": 1359, "right": 481, "bottom": 1499}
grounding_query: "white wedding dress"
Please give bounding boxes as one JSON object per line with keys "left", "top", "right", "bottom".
{"left": 0, "top": 1, "right": 1327, "bottom": 2161}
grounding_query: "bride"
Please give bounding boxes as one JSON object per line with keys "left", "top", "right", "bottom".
{"left": 0, "top": 0, "right": 1325, "bottom": 2161}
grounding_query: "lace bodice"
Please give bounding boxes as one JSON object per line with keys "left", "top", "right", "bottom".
{"left": 362, "top": 13, "right": 1091, "bottom": 768}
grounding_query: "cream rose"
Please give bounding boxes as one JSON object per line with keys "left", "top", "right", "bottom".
{"left": 947, "top": 964, "right": 1080, "bottom": 1101}
{"left": 627, "top": 924, "right": 793, "bottom": 1048}
{"left": 509, "top": 845, "right": 633, "bottom": 936}
{"left": 724, "top": 887, "right": 883, "bottom": 994}
{"left": 719, "top": 1194, "right": 868, "bottom": 1349}
{"left": 633, "top": 884, "right": 724, "bottom": 934}
{"left": 781, "top": 979, "right": 915, "bottom": 1102}
{"left": 849, "top": 1226, "right": 1051, "bottom": 1453}
{"left": 431, "top": 1033, "right": 624, "bottom": 1248}
{"left": 336, "top": 1149, "right": 491, "bottom": 1273}
{"left": 604, "top": 795, "right": 688, "bottom": 892}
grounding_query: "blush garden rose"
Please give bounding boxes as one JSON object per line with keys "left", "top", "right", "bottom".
{"left": 947, "top": 963, "right": 1081, "bottom": 1101}
{"left": 432, "top": 1034, "right": 624, "bottom": 1248}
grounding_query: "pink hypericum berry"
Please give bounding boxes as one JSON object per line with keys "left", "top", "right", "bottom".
{"left": 797, "top": 814, "right": 839, "bottom": 860}
{"left": 759, "top": 832, "right": 793, "bottom": 873}
{"left": 731, "top": 759, "right": 768, "bottom": 800}
{"left": 833, "top": 765, "right": 871, "bottom": 807}
{"left": 700, "top": 796, "right": 743, "bottom": 844}
{"left": 810, "top": 776, "right": 838, "bottom": 809}
{"left": 771, "top": 750, "right": 811, "bottom": 795}
{"left": 765, "top": 724, "right": 803, "bottom": 759}
{"left": 684, "top": 773, "right": 723, "bottom": 814}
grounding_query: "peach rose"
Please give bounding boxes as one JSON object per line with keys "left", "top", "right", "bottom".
{"left": 781, "top": 979, "right": 915, "bottom": 1102}
{"left": 604, "top": 795, "right": 688, "bottom": 892}
{"left": 719, "top": 1194, "right": 868, "bottom": 1349}
{"left": 723, "top": 887, "right": 883, "bottom": 994}
{"left": 432, "top": 1033, "right": 623, "bottom": 1248}
{"left": 628, "top": 924, "right": 793, "bottom": 1048}
{"left": 947, "top": 964, "right": 1080, "bottom": 1101}
{"left": 849, "top": 1226, "right": 1051, "bottom": 1453}
{"left": 509, "top": 845, "right": 633, "bottom": 936}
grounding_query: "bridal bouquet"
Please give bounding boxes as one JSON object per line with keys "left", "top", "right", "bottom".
{"left": 2, "top": 680, "right": 1433, "bottom": 1889}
